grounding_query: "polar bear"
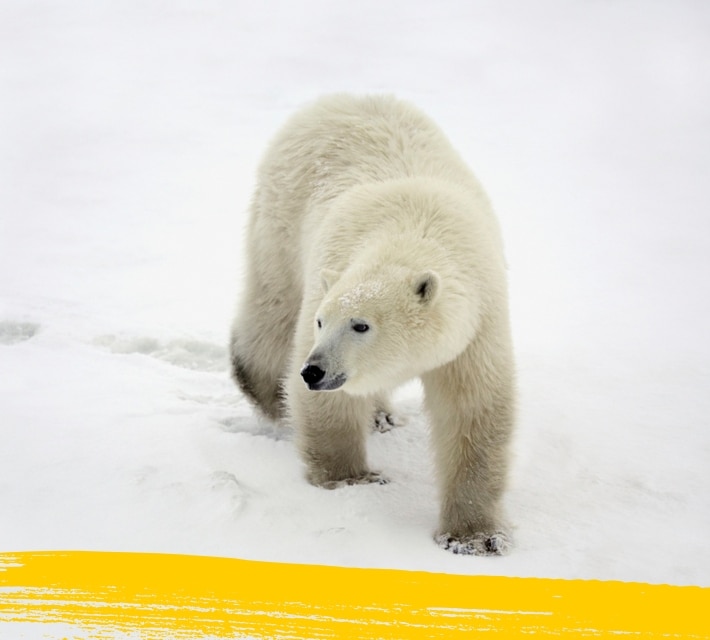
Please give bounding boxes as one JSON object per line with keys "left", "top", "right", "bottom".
{"left": 230, "top": 94, "right": 515, "bottom": 555}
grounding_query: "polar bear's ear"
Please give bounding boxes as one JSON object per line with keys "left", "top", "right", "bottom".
{"left": 414, "top": 271, "right": 439, "bottom": 304}
{"left": 321, "top": 269, "right": 341, "bottom": 293}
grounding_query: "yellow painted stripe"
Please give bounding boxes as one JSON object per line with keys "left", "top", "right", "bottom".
{"left": 0, "top": 551, "right": 708, "bottom": 638}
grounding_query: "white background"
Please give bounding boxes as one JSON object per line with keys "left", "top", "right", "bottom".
{"left": 1, "top": 0, "right": 709, "bottom": 586}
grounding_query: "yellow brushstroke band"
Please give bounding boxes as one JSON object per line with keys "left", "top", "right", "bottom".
{"left": 0, "top": 551, "right": 707, "bottom": 639}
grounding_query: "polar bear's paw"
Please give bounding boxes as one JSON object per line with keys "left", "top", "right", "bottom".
{"left": 372, "top": 410, "right": 405, "bottom": 433}
{"left": 321, "top": 471, "right": 390, "bottom": 489}
{"left": 435, "top": 531, "right": 511, "bottom": 556}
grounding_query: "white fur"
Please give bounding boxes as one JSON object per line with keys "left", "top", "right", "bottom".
{"left": 230, "top": 94, "right": 516, "bottom": 555}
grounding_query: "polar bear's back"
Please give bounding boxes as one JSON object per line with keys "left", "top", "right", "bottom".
{"left": 243, "top": 95, "right": 491, "bottom": 307}
{"left": 256, "top": 94, "right": 480, "bottom": 213}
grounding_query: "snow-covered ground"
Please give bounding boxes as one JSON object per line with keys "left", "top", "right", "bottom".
{"left": 1, "top": 1, "right": 709, "bottom": 586}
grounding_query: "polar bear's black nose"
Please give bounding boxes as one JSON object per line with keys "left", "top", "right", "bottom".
{"left": 301, "top": 363, "right": 326, "bottom": 385}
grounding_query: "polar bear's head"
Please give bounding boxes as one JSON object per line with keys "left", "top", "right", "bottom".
{"left": 300, "top": 265, "right": 474, "bottom": 395}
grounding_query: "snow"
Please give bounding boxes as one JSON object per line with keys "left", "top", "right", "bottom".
{"left": 337, "top": 281, "right": 386, "bottom": 311}
{"left": 1, "top": 0, "right": 709, "bottom": 588}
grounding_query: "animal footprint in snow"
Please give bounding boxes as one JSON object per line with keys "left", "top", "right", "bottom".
{"left": 95, "top": 334, "right": 228, "bottom": 372}
{"left": 209, "top": 471, "right": 248, "bottom": 513}
{"left": 0, "top": 320, "right": 40, "bottom": 345}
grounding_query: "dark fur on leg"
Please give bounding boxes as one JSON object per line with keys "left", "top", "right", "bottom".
{"left": 230, "top": 336, "right": 285, "bottom": 421}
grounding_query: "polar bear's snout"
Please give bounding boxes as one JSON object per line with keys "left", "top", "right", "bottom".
{"left": 300, "top": 360, "right": 347, "bottom": 391}
{"left": 301, "top": 363, "right": 325, "bottom": 385}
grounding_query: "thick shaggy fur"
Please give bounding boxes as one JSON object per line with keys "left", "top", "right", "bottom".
{"left": 230, "top": 94, "right": 515, "bottom": 555}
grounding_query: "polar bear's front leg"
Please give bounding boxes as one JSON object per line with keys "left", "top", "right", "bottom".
{"left": 422, "top": 342, "right": 515, "bottom": 556}
{"left": 290, "top": 384, "right": 386, "bottom": 489}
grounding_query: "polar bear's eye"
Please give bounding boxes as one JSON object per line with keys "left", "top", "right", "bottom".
{"left": 316, "top": 319, "right": 322, "bottom": 329}
{"left": 352, "top": 323, "right": 370, "bottom": 333}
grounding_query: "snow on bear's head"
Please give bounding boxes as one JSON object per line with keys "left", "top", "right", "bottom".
{"left": 300, "top": 264, "right": 474, "bottom": 395}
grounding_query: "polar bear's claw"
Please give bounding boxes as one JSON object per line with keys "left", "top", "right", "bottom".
{"left": 435, "top": 531, "right": 511, "bottom": 556}
{"left": 321, "top": 471, "right": 389, "bottom": 489}
{"left": 372, "top": 410, "right": 405, "bottom": 433}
